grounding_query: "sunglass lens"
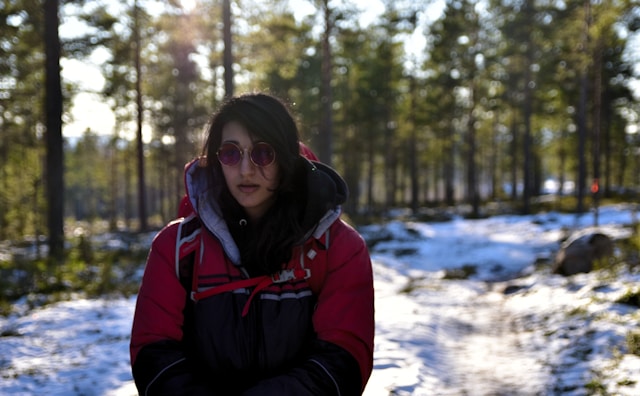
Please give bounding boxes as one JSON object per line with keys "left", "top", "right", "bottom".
{"left": 217, "top": 143, "right": 242, "bottom": 166}
{"left": 251, "top": 143, "right": 275, "bottom": 166}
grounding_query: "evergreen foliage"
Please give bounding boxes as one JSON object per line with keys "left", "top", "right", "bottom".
{"left": 0, "top": 0, "right": 639, "bottom": 255}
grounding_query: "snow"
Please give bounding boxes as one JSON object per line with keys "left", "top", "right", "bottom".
{"left": 1, "top": 203, "right": 640, "bottom": 395}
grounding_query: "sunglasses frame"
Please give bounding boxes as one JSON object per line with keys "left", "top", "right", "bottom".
{"left": 216, "top": 141, "right": 276, "bottom": 167}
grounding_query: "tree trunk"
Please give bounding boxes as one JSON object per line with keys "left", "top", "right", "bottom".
{"left": 125, "top": 146, "right": 133, "bottom": 230}
{"left": 522, "top": 5, "right": 534, "bottom": 215}
{"left": 490, "top": 114, "right": 499, "bottom": 200}
{"left": 223, "top": 0, "right": 233, "bottom": 98}
{"left": 409, "top": 75, "right": 419, "bottom": 214}
{"left": 509, "top": 113, "right": 518, "bottom": 201}
{"left": 319, "top": 0, "right": 333, "bottom": 165}
{"left": 602, "top": 86, "right": 612, "bottom": 197}
{"left": 108, "top": 136, "right": 118, "bottom": 231}
{"left": 466, "top": 85, "right": 479, "bottom": 217}
{"left": 384, "top": 122, "right": 396, "bottom": 209}
{"left": 44, "top": 0, "right": 65, "bottom": 262}
{"left": 591, "top": 38, "right": 603, "bottom": 225}
{"left": 134, "top": 0, "right": 148, "bottom": 231}
{"left": 576, "top": 0, "right": 591, "bottom": 214}
{"left": 444, "top": 129, "right": 455, "bottom": 206}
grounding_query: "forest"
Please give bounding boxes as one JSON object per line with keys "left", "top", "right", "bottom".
{"left": 2, "top": 0, "right": 640, "bottom": 264}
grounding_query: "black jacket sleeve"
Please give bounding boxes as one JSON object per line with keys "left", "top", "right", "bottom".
{"left": 241, "top": 339, "right": 363, "bottom": 396}
{"left": 132, "top": 340, "right": 213, "bottom": 396}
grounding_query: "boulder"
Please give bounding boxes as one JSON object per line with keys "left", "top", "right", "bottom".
{"left": 552, "top": 232, "right": 614, "bottom": 276}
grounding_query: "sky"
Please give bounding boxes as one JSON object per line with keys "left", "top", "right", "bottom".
{"left": 1, "top": 203, "right": 640, "bottom": 395}
{"left": 61, "top": 56, "right": 115, "bottom": 139}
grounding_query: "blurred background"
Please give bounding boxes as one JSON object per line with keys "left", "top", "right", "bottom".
{"left": 2, "top": 0, "right": 640, "bottom": 263}
{"left": 2, "top": 3, "right": 640, "bottom": 393}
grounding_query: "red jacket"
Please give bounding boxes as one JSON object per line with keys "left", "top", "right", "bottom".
{"left": 130, "top": 157, "right": 374, "bottom": 395}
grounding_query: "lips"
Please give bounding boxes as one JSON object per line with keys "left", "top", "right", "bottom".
{"left": 238, "top": 183, "right": 259, "bottom": 194}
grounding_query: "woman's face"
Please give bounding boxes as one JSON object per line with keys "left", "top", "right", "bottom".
{"left": 219, "top": 121, "right": 280, "bottom": 222}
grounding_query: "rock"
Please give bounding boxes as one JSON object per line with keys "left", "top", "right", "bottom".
{"left": 552, "top": 232, "right": 614, "bottom": 276}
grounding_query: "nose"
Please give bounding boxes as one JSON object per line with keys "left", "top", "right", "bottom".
{"left": 239, "top": 148, "right": 254, "bottom": 175}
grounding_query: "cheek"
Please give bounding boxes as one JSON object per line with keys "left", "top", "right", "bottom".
{"left": 221, "top": 166, "right": 235, "bottom": 186}
{"left": 265, "top": 166, "right": 281, "bottom": 188}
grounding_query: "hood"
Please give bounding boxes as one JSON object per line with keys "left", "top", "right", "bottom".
{"left": 300, "top": 158, "right": 348, "bottom": 238}
{"left": 182, "top": 157, "right": 349, "bottom": 265}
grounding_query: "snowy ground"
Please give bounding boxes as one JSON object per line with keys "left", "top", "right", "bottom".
{"left": 1, "top": 203, "right": 640, "bottom": 395}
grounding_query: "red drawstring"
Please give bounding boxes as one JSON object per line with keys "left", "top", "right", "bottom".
{"left": 192, "top": 276, "right": 268, "bottom": 298}
{"left": 240, "top": 276, "right": 276, "bottom": 316}
{"left": 190, "top": 274, "right": 280, "bottom": 317}
{"left": 191, "top": 267, "right": 311, "bottom": 317}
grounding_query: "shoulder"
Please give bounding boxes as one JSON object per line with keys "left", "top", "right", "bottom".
{"left": 149, "top": 216, "right": 204, "bottom": 260}
{"left": 325, "top": 218, "right": 369, "bottom": 263}
{"left": 329, "top": 218, "right": 366, "bottom": 245}
{"left": 151, "top": 218, "right": 182, "bottom": 247}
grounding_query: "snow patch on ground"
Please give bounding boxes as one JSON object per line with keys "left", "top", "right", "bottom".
{"left": 1, "top": 204, "right": 639, "bottom": 395}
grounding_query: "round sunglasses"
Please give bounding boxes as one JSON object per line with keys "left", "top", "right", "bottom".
{"left": 216, "top": 141, "right": 276, "bottom": 167}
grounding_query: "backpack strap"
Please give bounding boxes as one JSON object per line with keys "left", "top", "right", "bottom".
{"left": 175, "top": 214, "right": 202, "bottom": 291}
{"left": 302, "top": 228, "right": 330, "bottom": 295}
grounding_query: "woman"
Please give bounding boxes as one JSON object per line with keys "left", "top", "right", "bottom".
{"left": 130, "top": 93, "right": 375, "bottom": 395}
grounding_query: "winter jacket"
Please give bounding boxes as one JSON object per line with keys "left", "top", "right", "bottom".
{"left": 130, "top": 157, "right": 375, "bottom": 395}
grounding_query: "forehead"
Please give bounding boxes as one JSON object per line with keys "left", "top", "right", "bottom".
{"left": 221, "top": 121, "right": 254, "bottom": 144}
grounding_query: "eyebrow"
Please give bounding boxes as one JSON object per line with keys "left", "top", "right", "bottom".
{"left": 221, "top": 139, "right": 266, "bottom": 146}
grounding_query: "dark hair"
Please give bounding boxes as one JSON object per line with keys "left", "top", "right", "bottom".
{"left": 202, "top": 93, "right": 307, "bottom": 274}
